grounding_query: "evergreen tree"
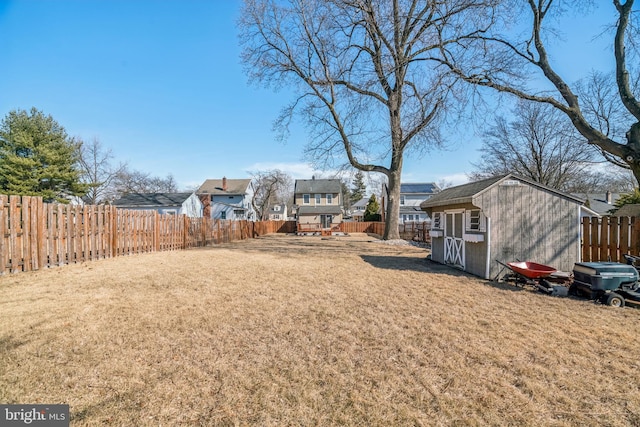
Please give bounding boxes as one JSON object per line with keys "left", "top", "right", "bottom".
{"left": 364, "top": 194, "right": 381, "bottom": 222}
{"left": 350, "top": 170, "right": 366, "bottom": 205}
{"left": 0, "top": 108, "right": 87, "bottom": 202}
{"left": 340, "top": 179, "right": 351, "bottom": 213}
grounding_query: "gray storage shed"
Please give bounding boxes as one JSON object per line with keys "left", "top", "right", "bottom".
{"left": 420, "top": 174, "right": 585, "bottom": 279}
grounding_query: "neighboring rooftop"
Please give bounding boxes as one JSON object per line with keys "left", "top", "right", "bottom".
{"left": 113, "top": 192, "right": 194, "bottom": 208}
{"left": 400, "top": 183, "right": 439, "bottom": 194}
{"left": 611, "top": 203, "right": 640, "bottom": 217}
{"left": 198, "top": 178, "right": 251, "bottom": 195}
{"left": 575, "top": 192, "right": 621, "bottom": 216}
{"left": 297, "top": 206, "right": 343, "bottom": 215}
{"left": 352, "top": 198, "right": 368, "bottom": 208}
{"left": 294, "top": 178, "right": 342, "bottom": 194}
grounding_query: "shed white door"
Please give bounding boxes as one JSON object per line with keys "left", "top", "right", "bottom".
{"left": 444, "top": 210, "right": 464, "bottom": 268}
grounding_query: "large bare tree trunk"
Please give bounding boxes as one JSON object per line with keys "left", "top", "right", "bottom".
{"left": 384, "top": 168, "right": 402, "bottom": 240}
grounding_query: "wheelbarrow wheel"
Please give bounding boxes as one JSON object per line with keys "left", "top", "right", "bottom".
{"left": 605, "top": 293, "right": 625, "bottom": 308}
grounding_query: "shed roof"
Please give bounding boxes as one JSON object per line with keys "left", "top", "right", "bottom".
{"left": 420, "top": 174, "right": 584, "bottom": 210}
{"left": 297, "top": 206, "right": 343, "bottom": 215}
{"left": 198, "top": 179, "right": 251, "bottom": 195}
{"left": 113, "top": 192, "right": 194, "bottom": 208}
{"left": 294, "top": 179, "right": 342, "bottom": 194}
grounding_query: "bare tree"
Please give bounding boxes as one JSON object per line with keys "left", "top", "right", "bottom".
{"left": 437, "top": 0, "right": 640, "bottom": 184}
{"left": 78, "top": 138, "right": 127, "bottom": 204}
{"left": 470, "top": 101, "right": 602, "bottom": 192}
{"left": 114, "top": 168, "right": 179, "bottom": 195}
{"left": 250, "top": 169, "right": 293, "bottom": 220}
{"left": 239, "top": 0, "right": 494, "bottom": 239}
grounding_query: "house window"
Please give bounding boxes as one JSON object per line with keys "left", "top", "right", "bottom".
{"left": 433, "top": 212, "right": 441, "bottom": 229}
{"left": 274, "top": 205, "right": 280, "bottom": 211}
{"left": 303, "top": 194, "right": 310, "bottom": 204}
{"left": 400, "top": 195, "right": 405, "bottom": 205}
{"left": 221, "top": 211, "right": 226, "bottom": 220}
{"left": 315, "top": 194, "right": 321, "bottom": 204}
{"left": 326, "top": 194, "right": 333, "bottom": 204}
{"left": 234, "top": 209, "right": 245, "bottom": 218}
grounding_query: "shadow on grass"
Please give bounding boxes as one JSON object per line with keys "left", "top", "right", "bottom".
{"left": 360, "top": 255, "right": 532, "bottom": 294}
{"left": 360, "top": 255, "right": 466, "bottom": 275}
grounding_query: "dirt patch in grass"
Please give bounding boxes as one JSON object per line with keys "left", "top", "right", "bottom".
{"left": 1, "top": 234, "right": 639, "bottom": 426}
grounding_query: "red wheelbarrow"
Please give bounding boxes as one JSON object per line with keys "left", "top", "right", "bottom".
{"left": 497, "top": 260, "right": 571, "bottom": 295}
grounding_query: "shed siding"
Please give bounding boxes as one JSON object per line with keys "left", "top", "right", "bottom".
{"left": 474, "top": 182, "right": 580, "bottom": 278}
{"left": 430, "top": 237, "right": 445, "bottom": 264}
{"left": 464, "top": 240, "right": 487, "bottom": 278}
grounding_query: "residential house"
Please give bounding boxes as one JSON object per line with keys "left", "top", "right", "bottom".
{"left": 294, "top": 178, "right": 343, "bottom": 233}
{"left": 350, "top": 198, "right": 368, "bottom": 222}
{"left": 381, "top": 182, "right": 439, "bottom": 223}
{"left": 112, "top": 192, "right": 203, "bottom": 217}
{"left": 420, "top": 174, "right": 584, "bottom": 279}
{"left": 268, "top": 204, "right": 288, "bottom": 221}
{"left": 197, "top": 177, "right": 255, "bottom": 220}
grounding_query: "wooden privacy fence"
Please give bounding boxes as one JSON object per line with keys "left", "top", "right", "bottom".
{"left": 0, "top": 195, "right": 297, "bottom": 275}
{"left": 339, "top": 221, "right": 385, "bottom": 235}
{"left": 398, "top": 221, "right": 431, "bottom": 243}
{"left": 581, "top": 216, "right": 640, "bottom": 263}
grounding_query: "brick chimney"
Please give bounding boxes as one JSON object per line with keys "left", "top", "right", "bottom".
{"left": 222, "top": 176, "right": 227, "bottom": 192}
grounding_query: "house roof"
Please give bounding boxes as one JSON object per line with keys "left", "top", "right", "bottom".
{"left": 400, "top": 206, "right": 424, "bottom": 213}
{"left": 420, "top": 174, "right": 584, "bottom": 209}
{"left": 352, "top": 198, "right": 368, "bottom": 208}
{"left": 400, "top": 183, "right": 438, "bottom": 194}
{"left": 574, "top": 193, "right": 621, "bottom": 215}
{"left": 198, "top": 179, "right": 251, "bottom": 195}
{"left": 268, "top": 204, "right": 286, "bottom": 213}
{"left": 113, "top": 192, "right": 194, "bottom": 208}
{"left": 612, "top": 203, "right": 640, "bottom": 217}
{"left": 294, "top": 179, "right": 342, "bottom": 194}
{"left": 297, "top": 206, "right": 343, "bottom": 215}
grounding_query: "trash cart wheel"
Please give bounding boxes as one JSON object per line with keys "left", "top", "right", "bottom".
{"left": 605, "top": 293, "right": 625, "bottom": 308}
{"left": 568, "top": 284, "right": 580, "bottom": 296}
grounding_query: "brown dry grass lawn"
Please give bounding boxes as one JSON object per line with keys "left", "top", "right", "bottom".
{"left": 1, "top": 234, "right": 640, "bottom": 426}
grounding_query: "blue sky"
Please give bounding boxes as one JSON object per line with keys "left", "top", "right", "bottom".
{"left": 0, "top": 0, "right": 620, "bottom": 191}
